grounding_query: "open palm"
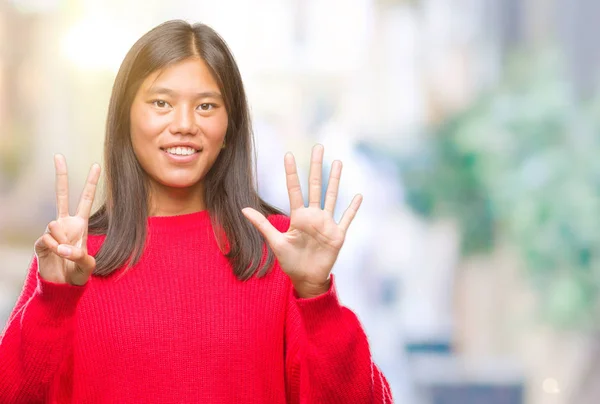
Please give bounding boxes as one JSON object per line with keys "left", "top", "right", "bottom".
{"left": 242, "top": 144, "right": 362, "bottom": 298}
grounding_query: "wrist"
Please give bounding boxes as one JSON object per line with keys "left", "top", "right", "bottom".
{"left": 293, "top": 277, "right": 332, "bottom": 299}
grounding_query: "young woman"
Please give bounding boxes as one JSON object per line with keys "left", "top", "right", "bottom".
{"left": 0, "top": 20, "right": 393, "bottom": 403}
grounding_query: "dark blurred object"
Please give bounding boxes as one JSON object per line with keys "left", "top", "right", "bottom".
{"left": 405, "top": 341, "right": 452, "bottom": 355}
{"left": 411, "top": 355, "right": 524, "bottom": 404}
{"left": 428, "top": 385, "right": 523, "bottom": 404}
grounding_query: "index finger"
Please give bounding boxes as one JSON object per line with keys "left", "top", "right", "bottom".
{"left": 76, "top": 163, "right": 101, "bottom": 219}
{"left": 284, "top": 153, "right": 305, "bottom": 211}
{"left": 55, "top": 154, "right": 70, "bottom": 218}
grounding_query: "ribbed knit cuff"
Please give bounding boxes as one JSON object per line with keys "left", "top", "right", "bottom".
{"left": 34, "top": 272, "right": 87, "bottom": 322}
{"left": 293, "top": 274, "right": 345, "bottom": 336}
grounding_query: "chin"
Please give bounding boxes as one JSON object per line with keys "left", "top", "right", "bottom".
{"left": 155, "top": 176, "right": 203, "bottom": 190}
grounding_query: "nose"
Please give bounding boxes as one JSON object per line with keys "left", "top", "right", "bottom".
{"left": 169, "top": 106, "right": 198, "bottom": 136}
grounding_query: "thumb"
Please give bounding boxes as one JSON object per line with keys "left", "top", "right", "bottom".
{"left": 241, "top": 208, "right": 283, "bottom": 249}
{"left": 57, "top": 244, "right": 96, "bottom": 274}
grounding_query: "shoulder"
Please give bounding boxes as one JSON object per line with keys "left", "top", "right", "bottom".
{"left": 267, "top": 213, "right": 290, "bottom": 233}
{"left": 86, "top": 233, "right": 107, "bottom": 257}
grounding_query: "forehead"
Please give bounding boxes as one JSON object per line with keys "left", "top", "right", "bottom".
{"left": 141, "top": 57, "right": 221, "bottom": 93}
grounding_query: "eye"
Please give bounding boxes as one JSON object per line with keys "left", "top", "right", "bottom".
{"left": 198, "top": 103, "right": 216, "bottom": 111}
{"left": 151, "top": 100, "right": 171, "bottom": 108}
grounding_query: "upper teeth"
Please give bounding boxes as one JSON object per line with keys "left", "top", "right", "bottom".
{"left": 165, "top": 147, "right": 197, "bottom": 156}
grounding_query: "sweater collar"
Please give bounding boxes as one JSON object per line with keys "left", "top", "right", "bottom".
{"left": 147, "top": 210, "right": 211, "bottom": 232}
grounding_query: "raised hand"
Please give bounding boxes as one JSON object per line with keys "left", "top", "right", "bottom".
{"left": 242, "top": 144, "right": 362, "bottom": 298}
{"left": 33, "top": 155, "right": 101, "bottom": 286}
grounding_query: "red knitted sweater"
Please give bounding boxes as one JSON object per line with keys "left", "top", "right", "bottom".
{"left": 0, "top": 211, "right": 393, "bottom": 403}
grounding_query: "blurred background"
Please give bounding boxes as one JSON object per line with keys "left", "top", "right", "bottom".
{"left": 1, "top": 0, "right": 600, "bottom": 403}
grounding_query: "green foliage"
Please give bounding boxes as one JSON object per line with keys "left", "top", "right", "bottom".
{"left": 401, "top": 51, "right": 600, "bottom": 328}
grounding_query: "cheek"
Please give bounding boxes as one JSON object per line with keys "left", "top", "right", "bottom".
{"left": 203, "top": 114, "right": 229, "bottom": 144}
{"left": 130, "top": 112, "right": 160, "bottom": 167}
{"left": 131, "top": 109, "right": 164, "bottom": 141}
{"left": 130, "top": 111, "right": 168, "bottom": 159}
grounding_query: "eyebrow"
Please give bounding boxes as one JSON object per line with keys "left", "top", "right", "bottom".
{"left": 146, "top": 87, "right": 223, "bottom": 99}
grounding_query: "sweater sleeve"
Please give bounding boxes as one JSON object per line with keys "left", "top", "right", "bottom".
{"left": 0, "top": 254, "right": 87, "bottom": 403}
{"left": 266, "top": 214, "right": 393, "bottom": 403}
{"left": 284, "top": 275, "right": 394, "bottom": 403}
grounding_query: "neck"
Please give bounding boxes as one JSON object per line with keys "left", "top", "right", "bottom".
{"left": 148, "top": 181, "right": 206, "bottom": 217}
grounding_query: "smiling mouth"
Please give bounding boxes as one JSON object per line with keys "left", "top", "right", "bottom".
{"left": 160, "top": 146, "right": 201, "bottom": 156}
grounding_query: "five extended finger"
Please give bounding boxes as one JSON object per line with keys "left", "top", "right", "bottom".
{"left": 308, "top": 144, "right": 324, "bottom": 208}
{"left": 339, "top": 194, "right": 363, "bottom": 233}
{"left": 323, "top": 160, "right": 342, "bottom": 215}
{"left": 284, "top": 153, "right": 305, "bottom": 211}
{"left": 241, "top": 207, "right": 284, "bottom": 250}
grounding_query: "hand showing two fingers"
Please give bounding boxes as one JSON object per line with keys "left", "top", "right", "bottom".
{"left": 34, "top": 154, "right": 101, "bottom": 286}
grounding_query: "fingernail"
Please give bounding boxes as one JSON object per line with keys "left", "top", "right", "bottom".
{"left": 58, "top": 245, "right": 72, "bottom": 256}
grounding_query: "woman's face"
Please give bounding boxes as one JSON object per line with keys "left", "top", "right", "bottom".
{"left": 130, "top": 57, "right": 228, "bottom": 197}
